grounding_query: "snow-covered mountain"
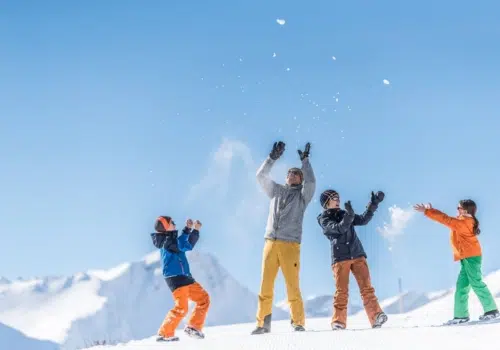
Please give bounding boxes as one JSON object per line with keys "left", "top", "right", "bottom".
{"left": 0, "top": 321, "right": 58, "bottom": 350}
{"left": 0, "top": 250, "right": 288, "bottom": 350}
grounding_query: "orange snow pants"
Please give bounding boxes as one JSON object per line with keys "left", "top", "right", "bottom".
{"left": 332, "top": 256, "right": 382, "bottom": 327}
{"left": 158, "top": 282, "right": 210, "bottom": 337}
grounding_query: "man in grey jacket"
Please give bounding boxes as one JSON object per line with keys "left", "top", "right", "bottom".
{"left": 251, "top": 141, "right": 316, "bottom": 335}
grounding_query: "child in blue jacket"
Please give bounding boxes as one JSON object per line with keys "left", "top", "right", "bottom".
{"left": 151, "top": 216, "right": 210, "bottom": 342}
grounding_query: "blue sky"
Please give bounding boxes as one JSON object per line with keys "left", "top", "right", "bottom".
{"left": 2, "top": 0, "right": 500, "bottom": 304}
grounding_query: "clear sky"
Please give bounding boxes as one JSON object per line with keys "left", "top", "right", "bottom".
{"left": 2, "top": 0, "right": 500, "bottom": 304}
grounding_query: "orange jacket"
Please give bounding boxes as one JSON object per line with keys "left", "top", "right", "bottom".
{"left": 424, "top": 208, "right": 481, "bottom": 261}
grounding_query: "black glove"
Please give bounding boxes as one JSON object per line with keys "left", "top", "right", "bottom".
{"left": 297, "top": 142, "right": 310, "bottom": 161}
{"left": 370, "top": 191, "right": 385, "bottom": 205}
{"left": 344, "top": 200, "right": 354, "bottom": 215}
{"left": 270, "top": 141, "right": 285, "bottom": 160}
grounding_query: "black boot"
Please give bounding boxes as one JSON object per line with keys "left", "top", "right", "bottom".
{"left": 480, "top": 310, "right": 500, "bottom": 321}
{"left": 251, "top": 314, "right": 271, "bottom": 335}
{"left": 291, "top": 320, "right": 306, "bottom": 331}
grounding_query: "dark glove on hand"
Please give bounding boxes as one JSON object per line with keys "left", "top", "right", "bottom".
{"left": 370, "top": 191, "right": 385, "bottom": 205}
{"left": 270, "top": 141, "right": 285, "bottom": 160}
{"left": 297, "top": 142, "right": 311, "bottom": 161}
{"left": 344, "top": 200, "right": 354, "bottom": 215}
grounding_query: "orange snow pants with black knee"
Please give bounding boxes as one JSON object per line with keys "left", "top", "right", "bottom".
{"left": 158, "top": 282, "right": 210, "bottom": 337}
{"left": 332, "top": 256, "right": 382, "bottom": 327}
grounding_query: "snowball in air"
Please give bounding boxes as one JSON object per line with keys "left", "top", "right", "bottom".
{"left": 332, "top": 56, "right": 337, "bottom": 60}
{"left": 383, "top": 79, "right": 390, "bottom": 85}
{"left": 276, "top": 19, "right": 286, "bottom": 25}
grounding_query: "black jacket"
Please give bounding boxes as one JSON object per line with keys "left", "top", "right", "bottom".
{"left": 317, "top": 202, "right": 378, "bottom": 264}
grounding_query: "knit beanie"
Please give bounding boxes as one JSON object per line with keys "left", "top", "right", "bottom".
{"left": 155, "top": 216, "right": 172, "bottom": 232}
{"left": 320, "top": 190, "right": 339, "bottom": 208}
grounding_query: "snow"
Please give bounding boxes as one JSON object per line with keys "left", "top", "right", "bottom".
{"left": 0, "top": 250, "right": 288, "bottom": 349}
{"left": 377, "top": 205, "right": 415, "bottom": 244}
{"left": 383, "top": 79, "right": 391, "bottom": 85}
{"left": 88, "top": 263, "right": 131, "bottom": 281}
{"left": 276, "top": 18, "right": 286, "bottom": 25}
{"left": 88, "top": 314, "right": 500, "bottom": 350}
{"left": 0, "top": 322, "right": 58, "bottom": 350}
{"left": 3, "top": 250, "right": 500, "bottom": 350}
{"left": 86, "top": 267, "right": 500, "bottom": 350}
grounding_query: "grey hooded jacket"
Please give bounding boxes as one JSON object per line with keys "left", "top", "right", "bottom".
{"left": 256, "top": 156, "right": 316, "bottom": 244}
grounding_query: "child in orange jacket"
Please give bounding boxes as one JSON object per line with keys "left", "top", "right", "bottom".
{"left": 151, "top": 216, "right": 210, "bottom": 341}
{"left": 414, "top": 200, "right": 499, "bottom": 325}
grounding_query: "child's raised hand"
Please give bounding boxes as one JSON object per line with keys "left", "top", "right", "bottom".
{"left": 413, "top": 203, "right": 432, "bottom": 212}
{"left": 194, "top": 220, "right": 202, "bottom": 230}
{"left": 186, "top": 219, "right": 193, "bottom": 229}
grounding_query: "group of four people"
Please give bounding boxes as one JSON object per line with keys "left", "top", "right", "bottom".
{"left": 150, "top": 141, "right": 498, "bottom": 342}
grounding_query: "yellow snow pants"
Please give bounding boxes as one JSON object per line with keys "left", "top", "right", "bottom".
{"left": 256, "top": 239, "right": 304, "bottom": 326}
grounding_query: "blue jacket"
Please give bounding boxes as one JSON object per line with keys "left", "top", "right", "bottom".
{"left": 151, "top": 227, "right": 200, "bottom": 278}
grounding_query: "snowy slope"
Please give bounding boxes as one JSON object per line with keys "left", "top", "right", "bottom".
{"left": 86, "top": 312, "right": 500, "bottom": 350}
{"left": 85, "top": 268, "right": 500, "bottom": 349}
{"left": 0, "top": 322, "right": 59, "bottom": 350}
{"left": 0, "top": 251, "right": 288, "bottom": 350}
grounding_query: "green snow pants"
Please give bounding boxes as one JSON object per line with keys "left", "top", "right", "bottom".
{"left": 454, "top": 256, "right": 497, "bottom": 318}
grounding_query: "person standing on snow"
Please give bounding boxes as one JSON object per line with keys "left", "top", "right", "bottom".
{"left": 151, "top": 216, "right": 210, "bottom": 342}
{"left": 317, "top": 190, "right": 388, "bottom": 330}
{"left": 251, "top": 141, "right": 316, "bottom": 335}
{"left": 414, "top": 200, "right": 499, "bottom": 325}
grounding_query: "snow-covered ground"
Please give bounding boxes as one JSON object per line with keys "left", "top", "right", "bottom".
{"left": 3, "top": 251, "right": 500, "bottom": 350}
{"left": 88, "top": 314, "right": 500, "bottom": 350}
{"left": 0, "top": 250, "right": 288, "bottom": 349}
{"left": 0, "top": 322, "right": 58, "bottom": 350}
{"left": 86, "top": 266, "right": 500, "bottom": 350}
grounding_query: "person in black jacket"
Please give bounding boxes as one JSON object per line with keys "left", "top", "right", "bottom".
{"left": 317, "top": 189, "right": 388, "bottom": 330}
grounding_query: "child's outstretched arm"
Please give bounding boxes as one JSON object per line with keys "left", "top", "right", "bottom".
{"left": 177, "top": 219, "right": 201, "bottom": 252}
{"left": 424, "top": 208, "right": 461, "bottom": 229}
{"left": 414, "top": 203, "right": 461, "bottom": 229}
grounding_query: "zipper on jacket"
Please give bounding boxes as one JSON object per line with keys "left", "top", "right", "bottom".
{"left": 178, "top": 257, "right": 185, "bottom": 275}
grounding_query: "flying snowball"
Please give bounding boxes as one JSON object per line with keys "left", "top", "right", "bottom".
{"left": 272, "top": 52, "right": 277, "bottom": 58}
{"left": 276, "top": 18, "right": 286, "bottom": 25}
{"left": 383, "top": 79, "right": 391, "bottom": 85}
{"left": 332, "top": 56, "right": 337, "bottom": 60}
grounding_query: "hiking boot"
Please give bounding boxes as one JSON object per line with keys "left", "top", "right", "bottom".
{"left": 291, "top": 321, "right": 305, "bottom": 332}
{"left": 251, "top": 314, "right": 271, "bottom": 335}
{"left": 251, "top": 326, "right": 270, "bottom": 335}
{"left": 331, "top": 322, "right": 346, "bottom": 330}
{"left": 184, "top": 326, "right": 205, "bottom": 339}
{"left": 156, "top": 335, "right": 179, "bottom": 342}
{"left": 444, "top": 317, "right": 469, "bottom": 325}
{"left": 479, "top": 310, "right": 500, "bottom": 321}
{"left": 372, "top": 312, "right": 388, "bottom": 328}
